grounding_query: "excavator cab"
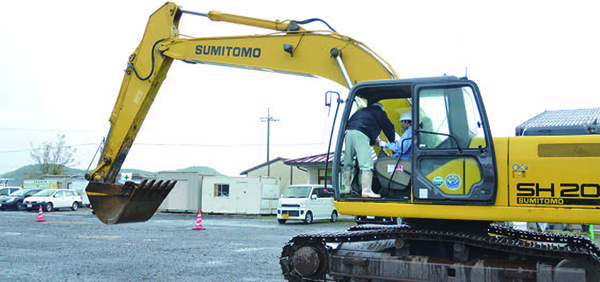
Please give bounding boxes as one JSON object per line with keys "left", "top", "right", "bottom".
{"left": 333, "top": 76, "right": 498, "bottom": 205}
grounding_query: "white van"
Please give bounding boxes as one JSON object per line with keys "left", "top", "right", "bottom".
{"left": 276, "top": 184, "right": 338, "bottom": 224}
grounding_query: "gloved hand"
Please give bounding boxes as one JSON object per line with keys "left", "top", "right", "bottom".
{"left": 379, "top": 141, "right": 386, "bottom": 147}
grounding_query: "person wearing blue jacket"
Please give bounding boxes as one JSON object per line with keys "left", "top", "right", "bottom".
{"left": 378, "top": 112, "right": 412, "bottom": 160}
{"left": 342, "top": 103, "right": 396, "bottom": 198}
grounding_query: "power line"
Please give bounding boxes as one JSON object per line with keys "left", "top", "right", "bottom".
{"left": 0, "top": 143, "right": 99, "bottom": 153}
{"left": 134, "top": 142, "right": 323, "bottom": 147}
{"left": 0, "top": 142, "right": 326, "bottom": 153}
{"left": 0, "top": 127, "right": 103, "bottom": 133}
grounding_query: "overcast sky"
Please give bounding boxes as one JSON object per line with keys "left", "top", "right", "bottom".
{"left": 1, "top": 0, "right": 598, "bottom": 177}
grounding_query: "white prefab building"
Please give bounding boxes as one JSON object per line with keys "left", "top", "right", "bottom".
{"left": 202, "top": 176, "right": 280, "bottom": 215}
{"left": 157, "top": 171, "right": 206, "bottom": 213}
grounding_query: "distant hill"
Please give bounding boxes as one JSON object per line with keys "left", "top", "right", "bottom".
{"left": 120, "top": 168, "right": 157, "bottom": 175}
{"left": 0, "top": 165, "right": 225, "bottom": 186}
{"left": 0, "top": 165, "right": 39, "bottom": 186}
{"left": 163, "top": 166, "right": 224, "bottom": 176}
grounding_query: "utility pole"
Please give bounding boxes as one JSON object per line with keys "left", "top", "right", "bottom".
{"left": 260, "top": 108, "right": 279, "bottom": 176}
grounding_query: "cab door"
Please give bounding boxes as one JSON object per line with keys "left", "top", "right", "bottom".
{"left": 412, "top": 81, "right": 497, "bottom": 205}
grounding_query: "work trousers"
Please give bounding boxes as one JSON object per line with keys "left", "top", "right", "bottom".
{"left": 343, "top": 130, "right": 374, "bottom": 172}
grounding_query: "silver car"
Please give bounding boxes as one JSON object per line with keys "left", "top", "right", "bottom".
{"left": 23, "top": 189, "right": 83, "bottom": 212}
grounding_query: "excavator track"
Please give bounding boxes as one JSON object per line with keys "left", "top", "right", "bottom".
{"left": 280, "top": 223, "right": 600, "bottom": 281}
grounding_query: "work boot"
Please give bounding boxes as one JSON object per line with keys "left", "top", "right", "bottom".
{"left": 342, "top": 170, "right": 352, "bottom": 194}
{"left": 361, "top": 171, "right": 380, "bottom": 198}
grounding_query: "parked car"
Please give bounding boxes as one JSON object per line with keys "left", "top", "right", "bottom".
{"left": 0, "top": 187, "right": 22, "bottom": 198}
{"left": 0, "top": 189, "right": 42, "bottom": 211}
{"left": 23, "top": 189, "right": 83, "bottom": 212}
{"left": 276, "top": 184, "right": 337, "bottom": 224}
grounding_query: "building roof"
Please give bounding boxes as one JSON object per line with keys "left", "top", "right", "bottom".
{"left": 239, "top": 157, "right": 288, "bottom": 175}
{"left": 0, "top": 178, "right": 15, "bottom": 187}
{"left": 284, "top": 153, "right": 335, "bottom": 166}
{"left": 516, "top": 108, "right": 600, "bottom": 136}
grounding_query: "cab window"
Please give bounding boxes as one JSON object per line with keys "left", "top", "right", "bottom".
{"left": 417, "top": 86, "right": 487, "bottom": 150}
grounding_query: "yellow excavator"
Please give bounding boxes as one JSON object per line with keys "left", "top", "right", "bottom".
{"left": 85, "top": 2, "right": 600, "bottom": 281}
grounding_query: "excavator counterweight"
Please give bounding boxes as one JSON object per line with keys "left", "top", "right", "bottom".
{"left": 86, "top": 180, "right": 176, "bottom": 224}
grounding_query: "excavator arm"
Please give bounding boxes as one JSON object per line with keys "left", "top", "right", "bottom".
{"left": 85, "top": 2, "right": 404, "bottom": 224}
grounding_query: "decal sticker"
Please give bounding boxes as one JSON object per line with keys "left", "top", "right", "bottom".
{"left": 445, "top": 174, "right": 461, "bottom": 190}
{"left": 387, "top": 164, "right": 403, "bottom": 173}
{"left": 419, "top": 189, "right": 428, "bottom": 199}
{"left": 512, "top": 164, "right": 529, "bottom": 171}
{"left": 516, "top": 183, "right": 600, "bottom": 206}
{"left": 432, "top": 176, "right": 444, "bottom": 188}
{"left": 133, "top": 90, "right": 144, "bottom": 104}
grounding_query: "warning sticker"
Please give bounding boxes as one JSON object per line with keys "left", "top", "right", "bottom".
{"left": 387, "top": 164, "right": 403, "bottom": 173}
{"left": 419, "top": 189, "right": 428, "bottom": 198}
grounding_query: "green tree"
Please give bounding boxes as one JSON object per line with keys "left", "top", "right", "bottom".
{"left": 30, "top": 134, "right": 77, "bottom": 176}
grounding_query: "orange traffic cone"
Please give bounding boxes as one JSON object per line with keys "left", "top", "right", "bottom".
{"left": 192, "top": 210, "right": 204, "bottom": 230}
{"left": 36, "top": 205, "right": 46, "bottom": 222}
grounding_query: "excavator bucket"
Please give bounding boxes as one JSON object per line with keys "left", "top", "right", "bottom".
{"left": 86, "top": 179, "right": 176, "bottom": 224}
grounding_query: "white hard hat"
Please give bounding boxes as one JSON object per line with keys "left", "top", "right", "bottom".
{"left": 399, "top": 112, "right": 412, "bottom": 122}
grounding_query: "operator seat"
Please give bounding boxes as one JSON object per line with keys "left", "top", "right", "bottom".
{"left": 419, "top": 116, "right": 441, "bottom": 149}
{"left": 374, "top": 149, "right": 411, "bottom": 200}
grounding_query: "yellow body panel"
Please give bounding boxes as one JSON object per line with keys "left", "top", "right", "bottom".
{"left": 334, "top": 201, "right": 600, "bottom": 225}
{"left": 162, "top": 33, "right": 394, "bottom": 88}
{"left": 336, "top": 135, "right": 600, "bottom": 224}
{"left": 425, "top": 158, "right": 481, "bottom": 195}
{"left": 469, "top": 136, "right": 487, "bottom": 149}
{"left": 508, "top": 135, "right": 600, "bottom": 209}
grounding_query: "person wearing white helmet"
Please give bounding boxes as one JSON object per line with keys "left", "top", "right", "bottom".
{"left": 379, "top": 111, "right": 412, "bottom": 160}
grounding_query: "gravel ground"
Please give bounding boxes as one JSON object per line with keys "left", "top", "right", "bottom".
{"left": 0, "top": 209, "right": 355, "bottom": 282}
{"left": 2, "top": 209, "right": 598, "bottom": 281}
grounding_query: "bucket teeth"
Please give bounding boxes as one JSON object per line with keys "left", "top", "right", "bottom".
{"left": 86, "top": 179, "right": 176, "bottom": 224}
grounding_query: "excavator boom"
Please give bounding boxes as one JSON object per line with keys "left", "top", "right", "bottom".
{"left": 85, "top": 2, "right": 400, "bottom": 224}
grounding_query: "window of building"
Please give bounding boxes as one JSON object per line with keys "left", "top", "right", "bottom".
{"left": 318, "top": 169, "right": 332, "bottom": 185}
{"left": 214, "top": 184, "right": 230, "bottom": 197}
